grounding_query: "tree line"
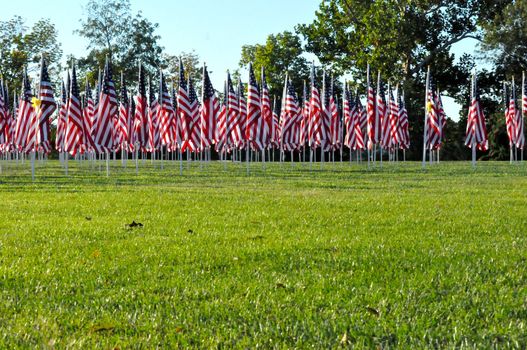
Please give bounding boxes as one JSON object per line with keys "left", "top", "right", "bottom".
{"left": 0, "top": 0, "right": 525, "bottom": 160}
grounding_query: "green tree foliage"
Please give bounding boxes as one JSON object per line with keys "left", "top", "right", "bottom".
{"left": 239, "top": 31, "right": 309, "bottom": 99}
{"left": 0, "top": 16, "right": 62, "bottom": 91}
{"left": 75, "top": 0, "right": 164, "bottom": 88}
{"left": 295, "top": 0, "right": 513, "bottom": 160}
{"left": 163, "top": 51, "right": 203, "bottom": 91}
{"left": 481, "top": 0, "right": 527, "bottom": 76}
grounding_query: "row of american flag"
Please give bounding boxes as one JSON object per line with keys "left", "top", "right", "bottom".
{"left": 0, "top": 58, "right": 412, "bottom": 160}
{"left": 0, "top": 57, "right": 524, "bottom": 164}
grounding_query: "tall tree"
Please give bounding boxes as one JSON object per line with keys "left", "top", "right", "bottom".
{"left": 239, "top": 31, "right": 310, "bottom": 98}
{"left": 163, "top": 51, "right": 203, "bottom": 91}
{"left": 76, "top": 0, "right": 164, "bottom": 87}
{"left": 0, "top": 16, "right": 62, "bottom": 90}
{"left": 296, "top": 0, "right": 511, "bottom": 160}
{"left": 481, "top": 0, "right": 526, "bottom": 75}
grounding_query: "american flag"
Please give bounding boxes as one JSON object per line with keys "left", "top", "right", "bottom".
{"left": 200, "top": 65, "right": 219, "bottom": 151}
{"left": 237, "top": 80, "right": 247, "bottom": 149}
{"left": 0, "top": 80, "right": 7, "bottom": 148}
{"left": 353, "top": 91, "right": 365, "bottom": 150}
{"left": 343, "top": 86, "right": 353, "bottom": 149}
{"left": 128, "top": 95, "right": 136, "bottom": 150}
{"left": 82, "top": 79, "right": 96, "bottom": 153}
{"left": 309, "top": 65, "right": 324, "bottom": 149}
{"left": 358, "top": 94, "right": 367, "bottom": 138}
{"left": 299, "top": 81, "right": 309, "bottom": 148}
{"left": 187, "top": 77, "right": 201, "bottom": 152}
{"left": 55, "top": 80, "right": 67, "bottom": 153}
{"left": 225, "top": 72, "right": 242, "bottom": 149}
{"left": 116, "top": 72, "right": 129, "bottom": 150}
{"left": 397, "top": 92, "right": 410, "bottom": 149}
{"left": 7, "top": 91, "right": 17, "bottom": 152}
{"left": 246, "top": 63, "right": 263, "bottom": 151}
{"left": 260, "top": 67, "right": 272, "bottom": 149}
{"left": 465, "top": 74, "right": 488, "bottom": 151}
{"left": 14, "top": 70, "right": 34, "bottom": 152}
{"left": 426, "top": 79, "right": 442, "bottom": 150}
{"left": 504, "top": 82, "right": 516, "bottom": 148}
{"left": 65, "top": 63, "right": 84, "bottom": 156}
{"left": 437, "top": 92, "right": 447, "bottom": 133}
{"left": 271, "top": 96, "right": 280, "bottom": 148}
{"left": 170, "top": 86, "right": 179, "bottom": 152}
{"left": 158, "top": 71, "right": 175, "bottom": 148}
{"left": 387, "top": 87, "right": 400, "bottom": 149}
{"left": 320, "top": 71, "right": 332, "bottom": 151}
{"left": 366, "top": 67, "right": 377, "bottom": 149}
{"left": 280, "top": 78, "right": 301, "bottom": 151}
{"left": 344, "top": 87, "right": 364, "bottom": 151}
{"left": 376, "top": 78, "right": 388, "bottom": 149}
{"left": 147, "top": 77, "right": 160, "bottom": 152}
{"left": 215, "top": 81, "right": 228, "bottom": 152}
{"left": 132, "top": 64, "right": 149, "bottom": 151}
{"left": 177, "top": 59, "right": 192, "bottom": 152}
{"left": 517, "top": 75, "right": 526, "bottom": 150}
{"left": 94, "top": 58, "right": 118, "bottom": 153}
{"left": 92, "top": 69, "right": 101, "bottom": 135}
{"left": 28, "top": 57, "right": 56, "bottom": 154}
{"left": 329, "top": 78, "right": 341, "bottom": 150}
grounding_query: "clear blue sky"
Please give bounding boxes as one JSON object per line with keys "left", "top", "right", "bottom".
{"left": 3, "top": 0, "right": 480, "bottom": 119}
{"left": 2, "top": 0, "right": 320, "bottom": 80}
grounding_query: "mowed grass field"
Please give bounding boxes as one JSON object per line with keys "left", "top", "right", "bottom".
{"left": 0, "top": 160, "right": 526, "bottom": 348}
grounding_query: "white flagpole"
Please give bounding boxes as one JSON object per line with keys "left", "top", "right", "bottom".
{"left": 422, "top": 67, "right": 430, "bottom": 168}
{"left": 522, "top": 72, "right": 525, "bottom": 162}
{"left": 378, "top": 71, "right": 383, "bottom": 167}
{"left": 471, "top": 72, "right": 476, "bottom": 168}
{"left": 106, "top": 151, "right": 110, "bottom": 176}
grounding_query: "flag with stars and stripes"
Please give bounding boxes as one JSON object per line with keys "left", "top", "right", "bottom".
{"left": 225, "top": 72, "right": 242, "bottom": 150}
{"left": 245, "top": 63, "right": 263, "bottom": 151}
{"left": 280, "top": 78, "right": 301, "bottom": 151}
{"left": 94, "top": 58, "right": 118, "bottom": 153}
{"left": 397, "top": 92, "right": 410, "bottom": 150}
{"left": 387, "top": 87, "right": 400, "bottom": 149}
{"left": 65, "top": 63, "right": 84, "bottom": 156}
{"left": 55, "top": 80, "right": 67, "bottom": 152}
{"left": 158, "top": 71, "right": 175, "bottom": 148}
{"left": 426, "top": 79, "right": 442, "bottom": 150}
{"left": 328, "top": 78, "right": 341, "bottom": 151}
{"left": 200, "top": 65, "right": 219, "bottom": 151}
{"left": 170, "top": 86, "right": 179, "bottom": 151}
{"left": 465, "top": 73, "right": 488, "bottom": 151}
{"left": 27, "top": 57, "right": 56, "bottom": 153}
{"left": 308, "top": 65, "right": 324, "bottom": 149}
{"left": 186, "top": 77, "right": 201, "bottom": 152}
{"left": 366, "top": 69, "right": 377, "bottom": 150}
{"left": 260, "top": 67, "right": 272, "bottom": 149}
{"left": 0, "top": 80, "right": 7, "bottom": 147}
{"left": 215, "top": 81, "right": 228, "bottom": 152}
{"left": 237, "top": 80, "right": 247, "bottom": 149}
{"left": 132, "top": 64, "right": 149, "bottom": 151}
{"left": 116, "top": 72, "right": 130, "bottom": 151}
{"left": 147, "top": 77, "right": 160, "bottom": 152}
{"left": 14, "top": 69, "right": 34, "bottom": 152}
{"left": 82, "top": 79, "right": 96, "bottom": 153}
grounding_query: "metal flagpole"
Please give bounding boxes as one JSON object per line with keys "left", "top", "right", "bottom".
{"left": 512, "top": 77, "right": 517, "bottom": 162}
{"left": 366, "top": 66, "right": 371, "bottom": 168}
{"left": 522, "top": 72, "right": 525, "bottom": 162}
{"left": 471, "top": 72, "right": 477, "bottom": 168}
{"left": 378, "top": 72, "right": 383, "bottom": 167}
{"left": 422, "top": 66, "right": 430, "bottom": 168}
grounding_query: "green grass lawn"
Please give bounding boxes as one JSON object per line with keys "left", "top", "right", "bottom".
{"left": 0, "top": 160, "right": 526, "bottom": 348}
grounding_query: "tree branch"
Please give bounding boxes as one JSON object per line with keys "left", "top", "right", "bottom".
{"left": 410, "top": 31, "right": 482, "bottom": 75}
